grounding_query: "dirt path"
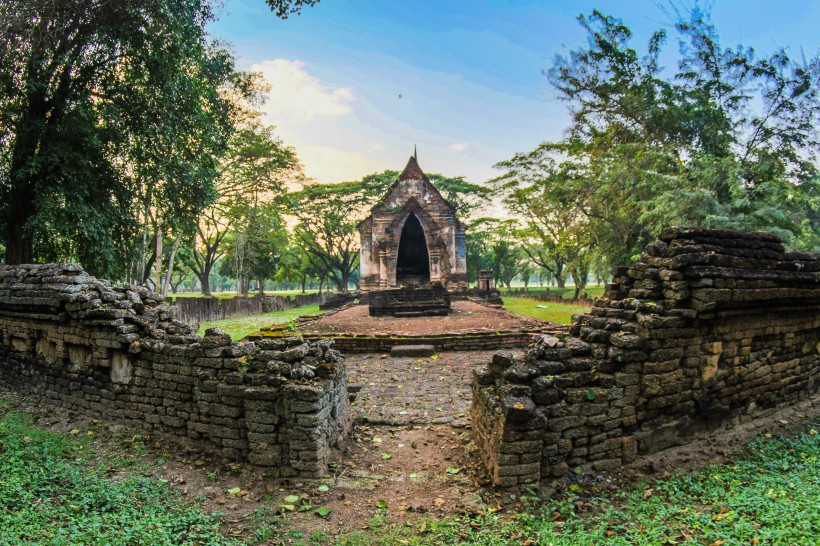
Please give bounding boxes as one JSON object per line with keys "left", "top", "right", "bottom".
{"left": 345, "top": 350, "right": 504, "bottom": 427}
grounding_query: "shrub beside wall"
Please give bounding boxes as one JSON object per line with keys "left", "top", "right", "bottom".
{"left": 0, "top": 264, "right": 351, "bottom": 477}
{"left": 472, "top": 228, "right": 820, "bottom": 488}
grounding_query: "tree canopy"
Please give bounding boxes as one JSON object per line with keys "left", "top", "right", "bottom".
{"left": 493, "top": 7, "right": 820, "bottom": 279}
{"left": 0, "top": 0, "right": 318, "bottom": 278}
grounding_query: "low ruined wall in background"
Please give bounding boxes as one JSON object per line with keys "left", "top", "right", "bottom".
{"left": 472, "top": 228, "right": 820, "bottom": 488}
{"left": 0, "top": 265, "right": 351, "bottom": 477}
{"left": 172, "top": 292, "right": 330, "bottom": 325}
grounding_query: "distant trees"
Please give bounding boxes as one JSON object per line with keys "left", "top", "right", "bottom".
{"left": 5, "top": 1, "right": 814, "bottom": 298}
{"left": 190, "top": 120, "right": 299, "bottom": 296}
{"left": 287, "top": 181, "right": 371, "bottom": 293}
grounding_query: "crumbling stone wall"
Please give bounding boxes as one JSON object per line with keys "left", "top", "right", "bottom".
{"left": 0, "top": 264, "right": 351, "bottom": 477}
{"left": 472, "top": 228, "right": 820, "bottom": 488}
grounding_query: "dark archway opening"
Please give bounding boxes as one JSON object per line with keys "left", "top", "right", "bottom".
{"left": 396, "top": 213, "right": 430, "bottom": 285}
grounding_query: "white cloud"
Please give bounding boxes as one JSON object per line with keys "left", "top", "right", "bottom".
{"left": 298, "top": 145, "right": 369, "bottom": 182}
{"left": 251, "top": 59, "right": 354, "bottom": 124}
{"left": 448, "top": 143, "right": 470, "bottom": 153}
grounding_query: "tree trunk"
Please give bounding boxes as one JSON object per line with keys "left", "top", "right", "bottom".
{"left": 153, "top": 229, "right": 163, "bottom": 292}
{"left": 3, "top": 101, "right": 45, "bottom": 265}
{"left": 201, "top": 275, "right": 212, "bottom": 297}
{"left": 3, "top": 210, "right": 34, "bottom": 264}
{"left": 3, "top": 143, "right": 36, "bottom": 264}
{"left": 161, "top": 237, "right": 181, "bottom": 297}
{"left": 195, "top": 267, "right": 213, "bottom": 297}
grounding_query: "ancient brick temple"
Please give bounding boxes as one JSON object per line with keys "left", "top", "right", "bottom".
{"left": 358, "top": 156, "right": 467, "bottom": 292}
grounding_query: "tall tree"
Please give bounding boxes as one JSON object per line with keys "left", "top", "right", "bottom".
{"left": 220, "top": 203, "right": 289, "bottom": 295}
{"left": 0, "top": 0, "right": 318, "bottom": 274}
{"left": 495, "top": 7, "right": 820, "bottom": 273}
{"left": 490, "top": 237, "right": 528, "bottom": 292}
{"left": 464, "top": 217, "right": 496, "bottom": 284}
{"left": 0, "top": 1, "right": 237, "bottom": 273}
{"left": 492, "top": 156, "right": 593, "bottom": 288}
{"left": 287, "top": 181, "right": 370, "bottom": 293}
{"left": 191, "top": 122, "right": 298, "bottom": 296}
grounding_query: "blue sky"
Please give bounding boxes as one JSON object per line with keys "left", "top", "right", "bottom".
{"left": 209, "top": 0, "right": 820, "bottom": 184}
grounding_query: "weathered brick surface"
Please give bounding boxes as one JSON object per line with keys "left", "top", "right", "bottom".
{"left": 472, "top": 229, "right": 820, "bottom": 488}
{"left": 0, "top": 264, "right": 351, "bottom": 477}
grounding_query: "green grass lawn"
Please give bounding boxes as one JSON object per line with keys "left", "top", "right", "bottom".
{"left": 502, "top": 296, "right": 591, "bottom": 324}
{"left": 197, "top": 303, "right": 322, "bottom": 340}
{"left": 0, "top": 403, "right": 238, "bottom": 546}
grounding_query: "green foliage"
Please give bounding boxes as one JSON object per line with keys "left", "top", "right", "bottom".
{"left": 483, "top": 220, "right": 529, "bottom": 290}
{"left": 287, "top": 181, "right": 370, "bottom": 293}
{"left": 276, "top": 245, "right": 327, "bottom": 292}
{"left": 0, "top": 410, "right": 237, "bottom": 545}
{"left": 464, "top": 217, "right": 497, "bottom": 283}
{"left": 190, "top": 121, "right": 299, "bottom": 296}
{"left": 220, "top": 203, "right": 290, "bottom": 295}
{"left": 495, "top": 6, "right": 820, "bottom": 273}
{"left": 0, "top": 0, "right": 316, "bottom": 278}
{"left": 264, "top": 0, "right": 321, "bottom": 19}
{"left": 491, "top": 157, "right": 594, "bottom": 288}
{"left": 0, "top": 0, "right": 244, "bottom": 275}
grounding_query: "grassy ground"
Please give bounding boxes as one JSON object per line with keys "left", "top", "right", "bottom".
{"left": 0, "top": 399, "right": 239, "bottom": 546}
{"left": 502, "top": 297, "right": 591, "bottom": 324}
{"left": 1, "top": 392, "right": 817, "bottom": 545}
{"left": 197, "top": 304, "right": 322, "bottom": 340}
{"left": 334, "top": 423, "right": 820, "bottom": 545}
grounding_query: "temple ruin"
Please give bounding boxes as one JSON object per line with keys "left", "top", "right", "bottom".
{"left": 358, "top": 156, "right": 467, "bottom": 292}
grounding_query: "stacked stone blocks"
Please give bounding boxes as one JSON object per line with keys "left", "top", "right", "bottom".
{"left": 0, "top": 264, "right": 351, "bottom": 477}
{"left": 472, "top": 228, "right": 820, "bottom": 487}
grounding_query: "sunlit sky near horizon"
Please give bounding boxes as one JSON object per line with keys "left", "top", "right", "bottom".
{"left": 209, "top": 0, "right": 820, "bottom": 186}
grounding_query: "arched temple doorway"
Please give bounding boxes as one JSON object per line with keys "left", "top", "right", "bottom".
{"left": 395, "top": 213, "right": 430, "bottom": 286}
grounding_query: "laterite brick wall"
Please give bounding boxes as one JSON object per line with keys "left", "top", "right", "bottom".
{"left": 0, "top": 264, "right": 351, "bottom": 477}
{"left": 472, "top": 228, "right": 820, "bottom": 487}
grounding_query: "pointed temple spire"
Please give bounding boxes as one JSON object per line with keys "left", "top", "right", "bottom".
{"left": 398, "top": 154, "right": 428, "bottom": 181}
